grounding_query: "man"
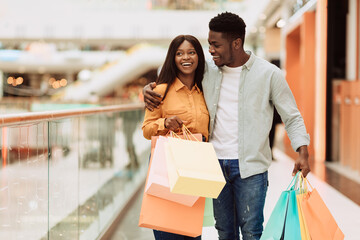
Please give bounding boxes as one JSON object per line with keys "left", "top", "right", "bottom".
{"left": 143, "top": 12, "right": 310, "bottom": 240}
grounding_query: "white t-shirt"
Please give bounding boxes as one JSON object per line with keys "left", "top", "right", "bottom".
{"left": 210, "top": 65, "right": 242, "bottom": 159}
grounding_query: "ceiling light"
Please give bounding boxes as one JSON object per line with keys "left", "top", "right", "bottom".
{"left": 16, "top": 77, "right": 23, "bottom": 85}
{"left": 60, "top": 79, "right": 67, "bottom": 87}
{"left": 276, "top": 19, "right": 286, "bottom": 28}
{"left": 7, "top": 77, "right": 14, "bottom": 84}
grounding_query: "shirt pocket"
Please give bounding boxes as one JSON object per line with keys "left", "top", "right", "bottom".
{"left": 163, "top": 108, "right": 189, "bottom": 120}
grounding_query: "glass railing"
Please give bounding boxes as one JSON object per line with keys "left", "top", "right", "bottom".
{"left": 0, "top": 103, "right": 150, "bottom": 240}
{"left": 0, "top": 97, "right": 134, "bottom": 115}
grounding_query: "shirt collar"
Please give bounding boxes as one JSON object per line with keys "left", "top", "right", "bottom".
{"left": 242, "top": 50, "right": 256, "bottom": 71}
{"left": 174, "top": 77, "right": 201, "bottom": 93}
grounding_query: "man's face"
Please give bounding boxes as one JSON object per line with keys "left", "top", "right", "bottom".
{"left": 208, "top": 30, "right": 234, "bottom": 67}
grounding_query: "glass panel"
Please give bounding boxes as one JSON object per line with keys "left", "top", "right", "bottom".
{"left": 96, "top": 113, "right": 117, "bottom": 233}
{"left": 48, "top": 118, "right": 80, "bottom": 239}
{"left": 0, "top": 123, "right": 49, "bottom": 239}
{"left": 114, "top": 109, "right": 150, "bottom": 209}
{"left": 0, "top": 107, "right": 149, "bottom": 240}
{"left": 78, "top": 114, "right": 101, "bottom": 239}
{"left": 76, "top": 110, "right": 150, "bottom": 239}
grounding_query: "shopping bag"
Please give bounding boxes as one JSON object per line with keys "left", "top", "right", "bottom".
{"left": 260, "top": 173, "right": 301, "bottom": 240}
{"left": 295, "top": 174, "right": 311, "bottom": 240}
{"left": 260, "top": 189, "right": 289, "bottom": 240}
{"left": 145, "top": 136, "right": 199, "bottom": 207}
{"left": 139, "top": 146, "right": 205, "bottom": 237}
{"left": 300, "top": 180, "right": 344, "bottom": 240}
{"left": 203, "top": 198, "right": 215, "bottom": 227}
{"left": 283, "top": 190, "right": 301, "bottom": 240}
{"left": 296, "top": 193, "right": 311, "bottom": 240}
{"left": 165, "top": 136, "right": 225, "bottom": 198}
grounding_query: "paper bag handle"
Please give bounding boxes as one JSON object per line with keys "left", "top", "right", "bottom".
{"left": 168, "top": 125, "right": 201, "bottom": 142}
{"left": 295, "top": 171, "right": 314, "bottom": 194}
{"left": 182, "top": 125, "right": 200, "bottom": 142}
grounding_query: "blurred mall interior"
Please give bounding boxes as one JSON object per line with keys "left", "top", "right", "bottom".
{"left": 0, "top": 0, "right": 360, "bottom": 239}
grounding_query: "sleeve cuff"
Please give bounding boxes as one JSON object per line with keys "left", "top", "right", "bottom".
{"left": 157, "top": 118, "right": 166, "bottom": 131}
{"left": 291, "top": 134, "right": 310, "bottom": 152}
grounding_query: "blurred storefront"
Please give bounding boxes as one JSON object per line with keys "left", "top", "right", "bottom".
{"left": 250, "top": 0, "right": 360, "bottom": 177}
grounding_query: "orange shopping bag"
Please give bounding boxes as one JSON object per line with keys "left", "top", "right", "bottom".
{"left": 139, "top": 135, "right": 205, "bottom": 237}
{"left": 145, "top": 136, "right": 199, "bottom": 206}
{"left": 295, "top": 174, "right": 311, "bottom": 240}
{"left": 300, "top": 178, "right": 344, "bottom": 240}
{"left": 296, "top": 193, "right": 311, "bottom": 240}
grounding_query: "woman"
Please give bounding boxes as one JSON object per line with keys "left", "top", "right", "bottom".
{"left": 142, "top": 35, "right": 209, "bottom": 240}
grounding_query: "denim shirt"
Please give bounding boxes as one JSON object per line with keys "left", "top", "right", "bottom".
{"left": 202, "top": 51, "right": 310, "bottom": 178}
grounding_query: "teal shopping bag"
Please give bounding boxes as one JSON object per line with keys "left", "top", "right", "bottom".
{"left": 283, "top": 189, "right": 301, "bottom": 240}
{"left": 260, "top": 191, "right": 290, "bottom": 240}
{"left": 260, "top": 173, "right": 301, "bottom": 240}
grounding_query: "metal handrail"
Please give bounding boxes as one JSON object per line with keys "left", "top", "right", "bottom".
{"left": 0, "top": 102, "right": 144, "bottom": 127}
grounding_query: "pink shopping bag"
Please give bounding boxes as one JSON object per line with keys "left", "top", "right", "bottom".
{"left": 145, "top": 135, "right": 200, "bottom": 207}
{"left": 139, "top": 142, "right": 205, "bottom": 237}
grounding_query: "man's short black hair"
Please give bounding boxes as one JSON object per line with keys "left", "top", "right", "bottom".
{"left": 209, "top": 12, "right": 246, "bottom": 46}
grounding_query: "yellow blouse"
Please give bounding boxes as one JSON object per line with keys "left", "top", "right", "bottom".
{"left": 142, "top": 78, "right": 209, "bottom": 141}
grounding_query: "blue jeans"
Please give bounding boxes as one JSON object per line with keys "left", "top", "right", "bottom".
{"left": 213, "top": 160, "right": 268, "bottom": 240}
{"left": 153, "top": 230, "right": 201, "bottom": 240}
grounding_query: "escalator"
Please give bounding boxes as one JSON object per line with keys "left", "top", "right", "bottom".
{"left": 54, "top": 45, "right": 166, "bottom": 101}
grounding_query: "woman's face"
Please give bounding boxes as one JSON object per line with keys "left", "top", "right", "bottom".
{"left": 174, "top": 40, "right": 198, "bottom": 77}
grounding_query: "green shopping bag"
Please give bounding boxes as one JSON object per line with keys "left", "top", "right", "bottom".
{"left": 283, "top": 190, "right": 301, "bottom": 240}
{"left": 260, "top": 191, "right": 289, "bottom": 240}
{"left": 260, "top": 173, "right": 301, "bottom": 240}
{"left": 203, "top": 198, "right": 215, "bottom": 227}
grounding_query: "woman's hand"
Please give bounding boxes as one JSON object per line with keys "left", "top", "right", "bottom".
{"left": 143, "top": 82, "right": 162, "bottom": 111}
{"left": 164, "top": 116, "right": 183, "bottom": 131}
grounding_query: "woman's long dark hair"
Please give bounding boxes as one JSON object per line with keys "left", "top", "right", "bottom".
{"left": 156, "top": 35, "right": 205, "bottom": 100}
